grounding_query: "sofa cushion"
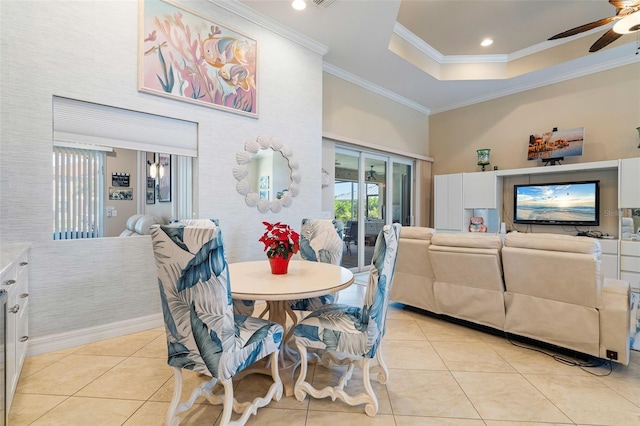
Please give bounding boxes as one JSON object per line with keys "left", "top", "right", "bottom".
{"left": 400, "top": 226, "right": 435, "bottom": 241}
{"left": 431, "top": 233, "right": 502, "bottom": 250}
{"left": 505, "top": 231, "right": 601, "bottom": 258}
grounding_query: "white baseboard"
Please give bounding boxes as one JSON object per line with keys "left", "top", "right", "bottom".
{"left": 27, "top": 313, "right": 164, "bottom": 357}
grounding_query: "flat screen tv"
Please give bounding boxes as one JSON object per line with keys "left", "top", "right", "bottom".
{"left": 513, "top": 181, "right": 600, "bottom": 226}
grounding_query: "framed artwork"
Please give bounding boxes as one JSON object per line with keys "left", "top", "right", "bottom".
{"left": 259, "top": 175, "right": 269, "bottom": 190}
{"left": 109, "top": 187, "right": 133, "bottom": 200}
{"left": 158, "top": 153, "right": 171, "bottom": 202}
{"left": 111, "top": 173, "right": 130, "bottom": 187}
{"left": 138, "top": 0, "right": 258, "bottom": 117}
{"left": 146, "top": 177, "right": 156, "bottom": 204}
{"left": 527, "top": 127, "right": 585, "bottom": 161}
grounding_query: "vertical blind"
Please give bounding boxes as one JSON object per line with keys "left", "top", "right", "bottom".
{"left": 53, "top": 147, "right": 105, "bottom": 240}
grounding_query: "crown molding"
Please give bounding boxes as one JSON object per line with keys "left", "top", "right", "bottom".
{"left": 431, "top": 49, "right": 640, "bottom": 114}
{"left": 322, "top": 63, "right": 431, "bottom": 115}
{"left": 207, "top": 0, "right": 329, "bottom": 55}
{"left": 393, "top": 21, "right": 608, "bottom": 64}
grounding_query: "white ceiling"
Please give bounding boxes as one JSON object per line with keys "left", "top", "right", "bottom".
{"left": 227, "top": 0, "right": 639, "bottom": 114}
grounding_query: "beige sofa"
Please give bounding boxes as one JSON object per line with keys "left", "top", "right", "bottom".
{"left": 502, "top": 232, "right": 630, "bottom": 365}
{"left": 391, "top": 227, "right": 631, "bottom": 365}
{"left": 429, "top": 233, "right": 506, "bottom": 330}
{"left": 389, "top": 227, "right": 438, "bottom": 314}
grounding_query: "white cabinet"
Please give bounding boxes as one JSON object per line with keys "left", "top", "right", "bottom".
{"left": 0, "top": 244, "right": 30, "bottom": 415}
{"left": 434, "top": 173, "right": 463, "bottom": 232}
{"left": 599, "top": 239, "right": 619, "bottom": 280}
{"left": 621, "top": 241, "right": 640, "bottom": 292}
{"left": 619, "top": 158, "right": 640, "bottom": 208}
{"left": 463, "top": 171, "right": 501, "bottom": 209}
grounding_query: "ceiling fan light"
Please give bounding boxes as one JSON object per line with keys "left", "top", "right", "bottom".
{"left": 613, "top": 12, "right": 640, "bottom": 34}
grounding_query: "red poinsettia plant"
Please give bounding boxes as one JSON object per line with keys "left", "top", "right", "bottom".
{"left": 259, "top": 221, "right": 300, "bottom": 259}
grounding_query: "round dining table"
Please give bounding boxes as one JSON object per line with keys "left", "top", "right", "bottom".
{"left": 229, "top": 259, "right": 354, "bottom": 396}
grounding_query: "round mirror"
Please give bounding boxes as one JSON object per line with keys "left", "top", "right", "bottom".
{"left": 233, "top": 135, "right": 301, "bottom": 213}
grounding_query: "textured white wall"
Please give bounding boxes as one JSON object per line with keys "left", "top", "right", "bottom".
{"left": 0, "top": 1, "right": 322, "bottom": 338}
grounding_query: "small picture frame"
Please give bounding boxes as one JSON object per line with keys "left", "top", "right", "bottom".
{"left": 259, "top": 175, "right": 269, "bottom": 190}
{"left": 158, "top": 153, "right": 171, "bottom": 202}
{"left": 109, "top": 187, "right": 133, "bottom": 200}
{"left": 111, "top": 172, "right": 130, "bottom": 187}
{"left": 146, "top": 177, "right": 156, "bottom": 204}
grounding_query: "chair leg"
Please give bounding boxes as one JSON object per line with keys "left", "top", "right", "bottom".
{"left": 370, "top": 347, "right": 389, "bottom": 384}
{"left": 166, "top": 367, "right": 219, "bottom": 426}
{"left": 166, "top": 351, "right": 283, "bottom": 426}
{"left": 293, "top": 341, "right": 379, "bottom": 417}
{"left": 166, "top": 367, "right": 183, "bottom": 426}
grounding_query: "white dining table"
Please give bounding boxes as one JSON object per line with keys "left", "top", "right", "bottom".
{"left": 229, "top": 259, "right": 354, "bottom": 396}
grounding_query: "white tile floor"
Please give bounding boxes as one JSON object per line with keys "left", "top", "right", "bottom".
{"left": 11, "top": 275, "right": 640, "bottom": 425}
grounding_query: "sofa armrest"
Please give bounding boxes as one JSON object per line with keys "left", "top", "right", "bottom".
{"left": 599, "top": 278, "right": 631, "bottom": 365}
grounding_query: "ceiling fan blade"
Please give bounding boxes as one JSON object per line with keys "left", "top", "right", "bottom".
{"left": 548, "top": 16, "right": 615, "bottom": 40}
{"left": 589, "top": 28, "right": 624, "bottom": 51}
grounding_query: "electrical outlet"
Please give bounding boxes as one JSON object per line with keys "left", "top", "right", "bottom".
{"left": 106, "top": 209, "right": 112, "bottom": 217}
{"left": 606, "top": 350, "right": 618, "bottom": 360}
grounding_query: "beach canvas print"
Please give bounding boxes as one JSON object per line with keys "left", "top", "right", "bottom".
{"left": 139, "top": 0, "right": 258, "bottom": 117}
{"left": 527, "top": 127, "right": 584, "bottom": 160}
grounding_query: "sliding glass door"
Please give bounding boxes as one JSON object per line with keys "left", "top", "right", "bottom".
{"left": 335, "top": 147, "right": 413, "bottom": 272}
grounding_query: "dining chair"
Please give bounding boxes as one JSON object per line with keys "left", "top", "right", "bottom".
{"left": 150, "top": 223, "right": 283, "bottom": 426}
{"left": 343, "top": 220, "right": 358, "bottom": 255}
{"left": 178, "top": 218, "right": 255, "bottom": 317}
{"left": 292, "top": 223, "right": 401, "bottom": 416}
{"left": 289, "top": 218, "right": 344, "bottom": 311}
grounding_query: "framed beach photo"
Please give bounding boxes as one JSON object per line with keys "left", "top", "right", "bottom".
{"left": 138, "top": 0, "right": 258, "bottom": 117}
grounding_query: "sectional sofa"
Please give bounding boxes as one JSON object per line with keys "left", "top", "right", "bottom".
{"left": 390, "top": 227, "right": 631, "bottom": 365}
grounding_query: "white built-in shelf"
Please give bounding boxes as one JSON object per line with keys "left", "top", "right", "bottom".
{"left": 496, "top": 160, "right": 619, "bottom": 177}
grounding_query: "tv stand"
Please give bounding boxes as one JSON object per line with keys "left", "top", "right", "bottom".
{"left": 541, "top": 157, "right": 563, "bottom": 166}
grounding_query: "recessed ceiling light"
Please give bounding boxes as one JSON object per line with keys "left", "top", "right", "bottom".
{"left": 481, "top": 38, "right": 493, "bottom": 47}
{"left": 292, "top": 0, "right": 306, "bottom": 11}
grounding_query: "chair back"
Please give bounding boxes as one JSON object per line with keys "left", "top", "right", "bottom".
{"left": 348, "top": 221, "right": 358, "bottom": 239}
{"left": 362, "top": 223, "right": 401, "bottom": 356}
{"left": 178, "top": 218, "right": 220, "bottom": 226}
{"left": 151, "top": 223, "right": 235, "bottom": 378}
{"left": 299, "top": 218, "right": 343, "bottom": 265}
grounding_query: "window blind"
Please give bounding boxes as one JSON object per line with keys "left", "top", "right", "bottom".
{"left": 53, "top": 96, "right": 198, "bottom": 157}
{"left": 53, "top": 147, "right": 105, "bottom": 240}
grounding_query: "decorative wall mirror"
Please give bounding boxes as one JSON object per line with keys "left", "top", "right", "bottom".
{"left": 233, "top": 135, "right": 300, "bottom": 213}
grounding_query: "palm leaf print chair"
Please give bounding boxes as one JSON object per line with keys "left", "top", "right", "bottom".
{"left": 289, "top": 218, "right": 344, "bottom": 311}
{"left": 151, "top": 223, "right": 283, "bottom": 426}
{"left": 292, "top": 223, "right": 401, "bottom": 416}
{"left": 178, "top": 218, "right": 255, "bottom": 317}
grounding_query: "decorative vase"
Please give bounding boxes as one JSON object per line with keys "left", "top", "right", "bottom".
{"left": 269, "top": 255, "right": 290, "bottom": 275}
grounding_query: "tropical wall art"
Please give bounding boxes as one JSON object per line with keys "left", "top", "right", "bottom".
{"left": 139, "top": 0, "right": 258, "bottom": 117}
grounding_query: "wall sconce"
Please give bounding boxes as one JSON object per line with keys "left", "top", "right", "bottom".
{"left": 477, "top": 149, "right": 491, "bottom": 171}
{"left": 147, "top": 160, "right": 165, "bottom": 179}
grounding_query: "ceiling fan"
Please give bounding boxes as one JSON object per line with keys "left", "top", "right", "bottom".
{"left": 366, "top": 166, "right": 377, "bottom": 181}
{"left": 548, "top": 0, "right": 640, "bottom": 52}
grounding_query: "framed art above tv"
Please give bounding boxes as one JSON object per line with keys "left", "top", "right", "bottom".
{"left": 527, "top": 127, "right": 585, "bottom": 165}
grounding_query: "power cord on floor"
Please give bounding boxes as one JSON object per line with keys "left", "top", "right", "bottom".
{"left": 504, "top": 333, "right": 613, "bottom": 376}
